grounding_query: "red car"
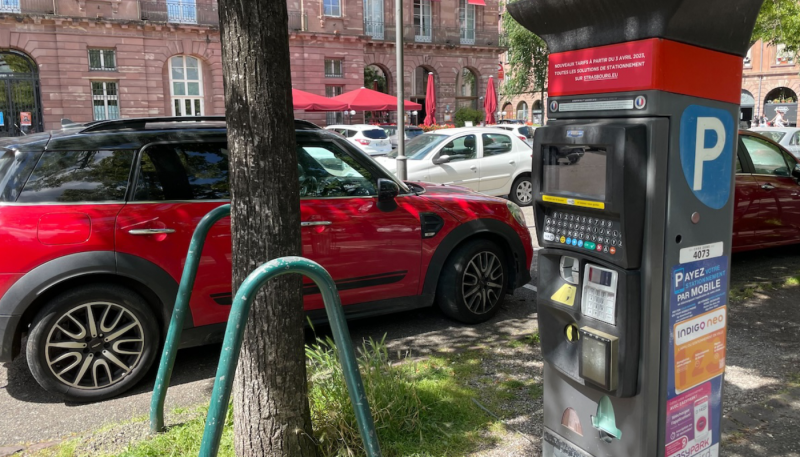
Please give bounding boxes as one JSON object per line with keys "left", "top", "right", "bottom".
{"left": 734, "top": 130, "right": 800, "bottom": 252}
{"left": 0, "top": 118, "right": 533, "bottom": 401}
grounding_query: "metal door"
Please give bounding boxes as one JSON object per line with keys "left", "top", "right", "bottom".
{"left": 0, "top": 51, "right": 43, "bottom": 137}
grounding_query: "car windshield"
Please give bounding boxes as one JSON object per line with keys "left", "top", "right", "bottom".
{"left": 754, "top": 130, "right": 786, "bottom": 142}
{"left": 362, "top": 129, "right": 388, "bottom": 139}
{"left": 387, "top": 134, "right": 449, "bottom": 159}
{"left": 406, "top": 129, "right": 424, "bottom": 139}
{"left": 382, "top": 126, "right": 397, "bottom": 136}
{"left": 0, "top": 148, "right": 40, "bottom": 202}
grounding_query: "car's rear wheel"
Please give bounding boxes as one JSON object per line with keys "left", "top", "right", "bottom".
{"left": 510, "top": 175, "right": 533, "bottom": 206}
{"left": 436, "top": 239, "right": 508, "bottom": 324}
{"left": 26, "top": 284, "right": 159, "bottom": 402}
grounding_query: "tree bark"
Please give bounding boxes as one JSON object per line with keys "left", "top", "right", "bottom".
{"left": 217, "top": 0, "right": 316, "bottom": 455}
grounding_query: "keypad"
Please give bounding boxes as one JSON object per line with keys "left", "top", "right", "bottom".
{"left": 542, "top": 210, "right": 621, "bottom": 255}
{"left": 582, "top": 286, "right": 616, "bottom": 325}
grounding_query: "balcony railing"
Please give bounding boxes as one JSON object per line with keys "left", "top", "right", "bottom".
{"left": 0, "top": 0, "right": 54, "bottom": 14}
{"left": 385, "top": 25, "right": 498, "bottom": 47}
{"left": 288, "top": 11, "right": 306, "bottom": 31}
{"left": 140, "top": 1, "right": 219, "bottom": 26}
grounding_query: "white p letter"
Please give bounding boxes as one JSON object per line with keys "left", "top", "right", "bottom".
{"left": 693, "top": 117, "right": 726, "bottom": 191}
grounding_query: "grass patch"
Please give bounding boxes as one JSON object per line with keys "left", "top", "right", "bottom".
{"left": 506, "top": 332, "right": 540, "bottom": 348}
{"left": 65, "top": 337, "right": 501, "bottom": 457}
{"left": 785, "top": 276, "right": 800, "bottom": 287}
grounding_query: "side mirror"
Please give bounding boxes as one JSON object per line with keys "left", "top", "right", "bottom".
{"left": 793, "top": 163, "right": 800, "bottom": 180}
{"left": 433, "top": 155, "right": 452, "bottom": 165}
{"left": 377, "top": 178, "right": 399, "bottom": 212}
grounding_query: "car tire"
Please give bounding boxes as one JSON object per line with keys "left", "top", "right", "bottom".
{"left": 436, "top": 239, "right": 508, "bottom": 324}
{"left": 26, "top": 284, "right": 160, "bottom": 402}
{"left": 510, "top": 175, "right": 533, "bottom": 207}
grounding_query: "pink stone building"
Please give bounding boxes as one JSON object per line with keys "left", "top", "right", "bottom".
{"left": 0, "top": 0, "right": 502, "bottom": 135}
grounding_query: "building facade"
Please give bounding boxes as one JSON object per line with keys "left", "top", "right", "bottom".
{"left": 742, "top": 39, "right": 799, "bottom": 127}
{"left": 0, "top": 0, "right": 502, "bottom": 135}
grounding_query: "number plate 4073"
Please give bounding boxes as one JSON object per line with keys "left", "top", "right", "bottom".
{"left": 679, "top": 242, "right": 723, "bottom": 264}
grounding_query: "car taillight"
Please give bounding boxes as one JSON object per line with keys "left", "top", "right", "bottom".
{"left": 355, "top": 138, "right": 371, "bottom": 145}
{"left": 519, "top": 135, "right": 527, "bottom": 141}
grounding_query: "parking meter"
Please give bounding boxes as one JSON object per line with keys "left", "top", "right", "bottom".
{"left": 507, "top": 1, "right": 764, "bottom": 456}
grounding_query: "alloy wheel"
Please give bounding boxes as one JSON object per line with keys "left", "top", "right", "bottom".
{"left": 516, "top": 180, "right": 533, "bottom": 204}
{"left": 44, "top": 302, "right": 145, "bottom": 390}
{"left": 461, "top": 251, "right": 505, "bottom": 314}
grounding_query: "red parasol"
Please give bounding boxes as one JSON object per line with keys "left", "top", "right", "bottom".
{"left": 332, "top": 87, "right": 422, "bottom": 111}
{"left": 292, "top": 88, "right": 347, "bottom": 111}
{"left": 424, "top": 73, "right": 436, "bottom": 126}
{"left": 483, "top": 76, "right": 497, "bottom": 125}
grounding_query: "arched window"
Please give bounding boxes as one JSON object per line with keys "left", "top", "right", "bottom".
{"left": 170, "top": 56, "right": 203, "bottom": 116}
{"left": 516, "top": 101, "right": 528, "bottom": 121}
{"left": 456, "top": 68, "right": 477, "bottom": 110}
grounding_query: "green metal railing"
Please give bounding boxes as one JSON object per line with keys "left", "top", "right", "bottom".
{"left": 149, "top": 204, "right": 382, "bottom": 457}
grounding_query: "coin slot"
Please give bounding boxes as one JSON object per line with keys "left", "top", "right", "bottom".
{"left": 565, "top": 323, "right": 580, "bottom": 343}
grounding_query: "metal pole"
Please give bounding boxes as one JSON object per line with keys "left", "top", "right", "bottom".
{"left": 395, "top": 0, "right": 407, "bottom": 180}
{"left": 150, "top": 204, "right": 231, "bottom": 433}
{"left": 198, "top": 257, "right": 382, "bottom": 457}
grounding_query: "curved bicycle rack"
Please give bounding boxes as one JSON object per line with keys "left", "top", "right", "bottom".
{"left": 149, "top": 204, "right": 382, "bottom": 457}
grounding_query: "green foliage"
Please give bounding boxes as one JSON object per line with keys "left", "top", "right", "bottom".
{"left": 500, "top": 0, "right": 548, "bottom": 99}
{"left": 753, "top": 0, "right": 800, "bottom": 50}
{"left": 364, "top": 66, "right": 387, "bottom": 93}
{"left": 454, "top": 107, "right": 485, "bottom": 127}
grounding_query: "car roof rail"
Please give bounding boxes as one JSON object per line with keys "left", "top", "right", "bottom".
{"left": 80, "top": 116, "right": 321, "bottom": 133}
{"left": 79, "top": 116, "right": 227, "bottom": 133}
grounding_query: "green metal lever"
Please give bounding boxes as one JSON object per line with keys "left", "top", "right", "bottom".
{"left": 198, "top": 257, "right": 382, "bottom": 457}
{"left": 150, "top": 204, "right": 231, "bottom": 433}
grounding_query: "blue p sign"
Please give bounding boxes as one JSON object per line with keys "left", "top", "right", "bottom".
{"left": 679, "top": 105, "right": 734, "bottom": 209}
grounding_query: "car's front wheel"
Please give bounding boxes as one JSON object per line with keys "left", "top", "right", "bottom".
{"left": 26, "top": 284, "right": 160, "bottom": 402}
{"left": 436, "top": 239, "right": 508, "bottom": 324}
{"left": 510, "top": 175, "right": 533, "bottom": 207}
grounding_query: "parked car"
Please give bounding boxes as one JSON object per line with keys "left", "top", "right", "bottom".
{"left": 495, "top": 124, "right": 535, "bottom": 147}
{"left": 734, "top": 130, "right": 800, "bottom": 252}
{"left": 374, "top": 127, "right": 534, "bottom": 206}
{"left": 380, "top": 124, "right": 424, "bottom": 149}
{"left": 749, "top": 127, "right": 800, "bottom": 159}
{"left": 0, "top": 117, "right": 533, "bottom": 401}
{"left": 324, "top": 124, "right": 392, "bottom": 156}
{"left": 498, "top": 119, "right": 525, "bottom": 125}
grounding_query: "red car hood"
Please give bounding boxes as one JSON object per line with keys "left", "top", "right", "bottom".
{"left": 407, "top": 181, "right": 510, "bottom": 221}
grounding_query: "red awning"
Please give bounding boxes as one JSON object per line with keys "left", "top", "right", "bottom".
{"left": 468, "top": 0, "right": 485, "bottom": 5}
{"left": 332, "top": 87, "right": 422, "bottom": 111}
{"left": 292, "top": 88, "right": 348, "bottom": 111}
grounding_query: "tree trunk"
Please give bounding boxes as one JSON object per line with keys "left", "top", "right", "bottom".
{"left": 217, "top": 0, "right": 317, "bottom": 455}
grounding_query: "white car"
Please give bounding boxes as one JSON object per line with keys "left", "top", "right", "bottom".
{"left": 496, "top": 124, "right": 535, "bottom": 147}
{"left": 325, "top": 124, "right": 392, "bottom": 156}
{"left": 374, "top": 127, "right": 534, "bottom": 206}
{"left": 750, "top": 127, "right": 800, "bottom": 159}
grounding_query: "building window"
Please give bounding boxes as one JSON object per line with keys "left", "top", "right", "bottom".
{"left": 776, "top": 44, "right": 795, "bottom": 66}
{"left": 89, "top": 49, "right": 116, "bottom": 71}
{"left": 413, "top": 0, "right": 432, "bottom": 42}
{"left": 323, "top": 0, "right": 341, "bottom": 17}
{"left": 456, "top": 68, "right": 478, "bottom": 110}
{"left": 170, "top": 56, "right": 203, "bottom": 116}
{"left": 167, "top": 0, "right": 198, "bottom": 24}
{"left": 743, "top": 47, "right": 752, "bottom": 68}
{"left": 325, "top": 59, "right": 344, "bottom": 78}
{"left": 0, "top": 0, "right": 20, "bottom": 13}
{"left": 92, "top": 81, "right": 120, "bottom": 121}
{"left": 459, "top": 0, "right": 475, "bottom": 45}
{"left": 516, "top": 101, "right": 528, "bottom": 121}
{"left": 325, "top": 86, "right": 344, "bottom": 125}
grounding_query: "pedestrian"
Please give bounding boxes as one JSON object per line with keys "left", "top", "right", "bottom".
{"left": 759, "top": 115, "right": 768, "bottom": 127}
{"left": 771, "top": 111, "right": 786, "bottom": 128}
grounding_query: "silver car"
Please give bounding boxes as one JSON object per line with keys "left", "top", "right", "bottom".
{"left": 750, "top": 127, "right": 800, "bottom": 159}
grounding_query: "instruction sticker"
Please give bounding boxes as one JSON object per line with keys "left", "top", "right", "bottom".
{"left": 666, "top": 256, "right": 728, "bottom": 457}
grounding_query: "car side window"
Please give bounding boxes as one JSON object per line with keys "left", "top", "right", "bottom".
{"left": 735, "top": 154, "right": 743, "bottom": 174}
{"left": 347, "top": 130, "right": 357, "bottom": 138}
{"left": 298, "top": 143, "right": 377, "bottom": 198}
{"left": 792, "top": 132, "right": 800, "bottom": 146}
{"left": 17, "top": 150, "right": 135, "bottom": 203}
{"left": 134, "top": 143, "right": 229, "bottom": 201}
{"left": 482, "top": 134, "right": 514, "bottom": 157}
{"left": 441, "top": 134, "right": 477, "bottom": 162}
{"left": 519, "top": 127, "right": 532, "bottom": 138}
{"left": 741, "top": 136, "right": 793, "bottom": 177}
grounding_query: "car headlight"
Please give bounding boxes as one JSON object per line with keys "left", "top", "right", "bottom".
{"left": 507, "top": 201, "right": 527, "bottom": 228}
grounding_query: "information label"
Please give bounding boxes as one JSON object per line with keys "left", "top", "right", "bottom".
{"left": 666, "top": 256, "right": 728, "bottom": 457}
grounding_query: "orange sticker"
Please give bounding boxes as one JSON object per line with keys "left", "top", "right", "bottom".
{"left": 673, "top": 307, "right": 726, "bottom": 393}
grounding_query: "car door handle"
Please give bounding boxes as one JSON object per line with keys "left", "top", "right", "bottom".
{"left": 761, "top": 184, "right": 775, "bottom": 190}
{"left": 128, "top": 228, "right": 176, "bottom": 235}
{"left": 470, "top": 165, "right": 477, "bottom": 171}
{"left": 508, "top": 160, "right": 515, "bottom": 164}
{"left": 301, "top": 221, "right": 332, "bottom": 227}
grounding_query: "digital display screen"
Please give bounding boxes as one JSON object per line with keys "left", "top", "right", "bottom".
{"left": 581, "top": 337, "right": 609, "bottom": 387}
{"left": 588, "top": 267, "right": 613, "bottom": 287}
{"left": 542, "top": 145, "right": 608, "bottom": 200}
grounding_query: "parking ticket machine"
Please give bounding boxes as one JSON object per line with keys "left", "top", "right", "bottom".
{"left": 508, "top": 1, "right": 763, "bottom": 456}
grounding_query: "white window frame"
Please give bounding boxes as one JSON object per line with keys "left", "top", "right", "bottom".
{"left": 744, "top": 47, "right": 752, "bottom": 68}
{"left": 0, "top": 0, "right": 20, "bottom": 13}
{"left": 363, "top": 0, "right": 384, "bottom": 39}
{"left": 169, "top": 56, "right": 204, "bottom": 117}
{"left": 459, "top": 0, "right": 475, "bottom": 45}
{"left": 323, "top": 0, "right": 341, "bottom": 17}
{"left": 92, "top": 81, "right": 120, "bottom": 121}
{"left": 89, "top": 49, "right": 117, "bottom": 71}
{"left": 324, "top": 59, "right": 344, "bottom": 78}
{"left": 166, "top": 0, "right": 197, "bottom": 24}
{"left": 325, "top": 86, "right": 344, "bottom": 125}
{"left": 414, "top": 0, "right": 432, "bottom": 42}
